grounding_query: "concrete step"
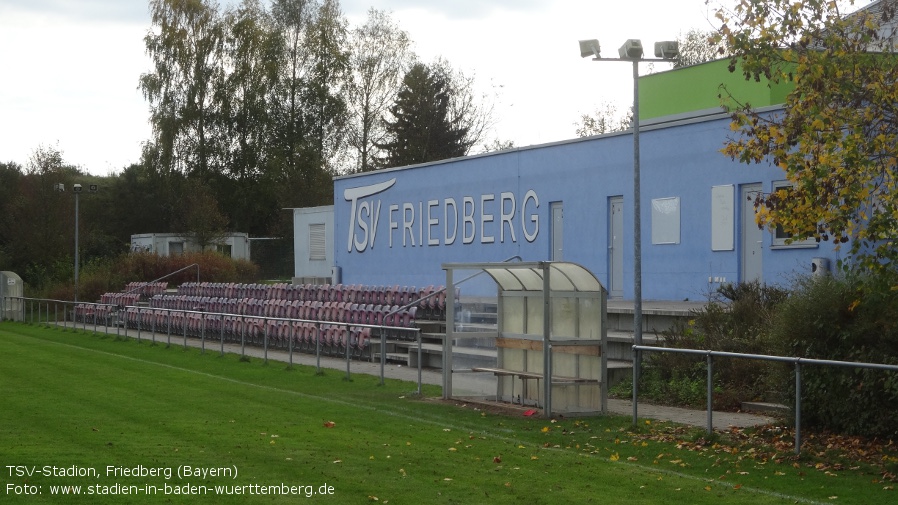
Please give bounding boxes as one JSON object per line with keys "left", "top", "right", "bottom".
{"left": 606, "top": 330, "right": 664, "bottom": 344}
{"left": 741, "top": 402, "right": 789, "bottom": 415}
{"left": 415, "top": 320, "right": 446, "bottom": 333}
{"left": 606, "top": 300, "right": 704, "bottom": 333}
{"left": 372, "top": 352, "right": 408, "bottom": 363}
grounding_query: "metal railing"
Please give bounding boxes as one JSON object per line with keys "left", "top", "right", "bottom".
{"left": 3, "top": 296, "right": 423, "bottom": 393}
{"left": 121, "top": 263, "right": 200, "bottom": 296}
{"left": 632, "top": 345, "right": 898, "bottom": 455}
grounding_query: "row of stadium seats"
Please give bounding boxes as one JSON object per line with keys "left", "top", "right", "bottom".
{"left": 175, "top": 282, "right": 453, "bottom": 319}
{"left": 118, "top": 307, "right": 376, "bottom": 358}
{"left": 73, "top": 303, "right": 117, "bottom": 322}
{"left": 146, "top": 295, "right": 418, "bottom": 336}
{"left": 70, "top": 301, "right": 374, "bottom": 356}
{"left": 99, "top": 292, "right": 140, "bottom": 306}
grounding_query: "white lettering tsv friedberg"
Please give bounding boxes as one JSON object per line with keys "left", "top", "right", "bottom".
{"left": 344, "top": 179, "right": 540, "bottom": 253}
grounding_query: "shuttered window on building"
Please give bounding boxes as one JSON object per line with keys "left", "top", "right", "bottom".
{"left": 309, "top": 224, "right": 326, "bottom": 261}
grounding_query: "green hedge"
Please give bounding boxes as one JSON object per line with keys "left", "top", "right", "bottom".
{"left": 44, "top": 251, "right": 260, "bottom": 302}
{"left": 646, "top": 276, "right": 898, "bottom": 438}
{"left": 643, "top": 281, "right": 787, "bottom": 410}
{"left": 772, "top": 275, "right": 898, "bottom": 438}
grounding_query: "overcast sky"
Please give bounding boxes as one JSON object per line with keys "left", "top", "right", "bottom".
{"left": 0, "top": 0, "right": 730, "bottom": 175}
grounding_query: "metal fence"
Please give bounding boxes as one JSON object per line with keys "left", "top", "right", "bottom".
{"left": 632, "top": 345, "right": 898, "bottom": 455}
{"left": 3, "top": 296, "right": 423, "bottom": 392}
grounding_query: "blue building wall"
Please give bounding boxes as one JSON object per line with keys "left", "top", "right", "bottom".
{"left": 332, "top": 112, "right": 844, "bottom": 301}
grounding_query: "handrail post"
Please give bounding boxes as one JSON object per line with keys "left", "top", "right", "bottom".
{"left": 345, "top": 324, "right": 352, "bottom": 381}
{"left": 315, "top": 321, "right": 322, "bottom": 374}
{"left": 288, "top": 323, "right": 294, "bottom": 366}
{"left": 417, "top": 329, "right": 422, "bottom": 395}
{"left": 166, "top": 309, "right": 171, "bottom": 347}
{"left": 632, "top": 345, "right": 639, "bottom": 426}
{"left": 379, "top": 327, "right": 386, "bottom": 386}
{"left": 201, "top": 314, "right": 206, "bottom": 354}
{"left": 706, "top": 352, "right": 714, "bottom": 435}
{"left": 240, "top": 316, "right": 246, "bottom": 358}
{"left": 795, "top": 360, "right": 802, "bottom": 455}
{"left": 263, "top": 318, "right": 269, "bottom": 364}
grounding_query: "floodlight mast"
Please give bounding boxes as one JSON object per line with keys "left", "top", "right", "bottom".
{"left": 578, "top": 38, "right": 678, "bottom": 405}
{"left": 55, "top": 182, "right": 100, "bottom": 304}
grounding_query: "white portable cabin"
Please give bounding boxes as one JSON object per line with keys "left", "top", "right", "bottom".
{"left": 130, "top": 233, "right": 251, "bottom": 260}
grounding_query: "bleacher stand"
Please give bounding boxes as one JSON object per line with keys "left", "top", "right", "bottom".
{"left": 74, "top": 282, "right": 452, "bottom": 360}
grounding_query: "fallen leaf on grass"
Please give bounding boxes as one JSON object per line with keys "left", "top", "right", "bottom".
{"left": 323, "top": 421, "right": 335, "bottom": 428}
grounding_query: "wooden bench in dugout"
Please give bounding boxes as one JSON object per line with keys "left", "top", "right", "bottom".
{"left": 472, "top": 336, "right": 601, "bottom": 408}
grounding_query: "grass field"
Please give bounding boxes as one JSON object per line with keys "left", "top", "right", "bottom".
{"left": 0, "top": 322, "right": 893, "bottom": 504}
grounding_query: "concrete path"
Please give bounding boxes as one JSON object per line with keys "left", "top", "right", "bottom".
{"left": 606, "top": 398, "right": 776, "bottom": 430}
{"left": 73, "top": 322, "right": 776, "bottom": 430}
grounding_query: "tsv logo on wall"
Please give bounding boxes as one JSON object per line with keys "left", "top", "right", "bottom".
{"left": 345, "top": 178, "right": 541, "bottom": 253}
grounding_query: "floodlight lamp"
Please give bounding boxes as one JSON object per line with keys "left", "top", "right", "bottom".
{"left": 73, "top": 184, "right": 83, "bottom": 193}
{"left": 88, "top": 184, "right": 99, "bottom": 193}
{"left": 654, "top": 40, "right": 679, "bottom": 59}
{"left": 54, "top": 183, "right": 65, "bottom": 192}
{"left": 618, "top": 39, "right": 644, "bottom": 59}
{"left": 579, "top": 39, "right": 601, "bottom": 58}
